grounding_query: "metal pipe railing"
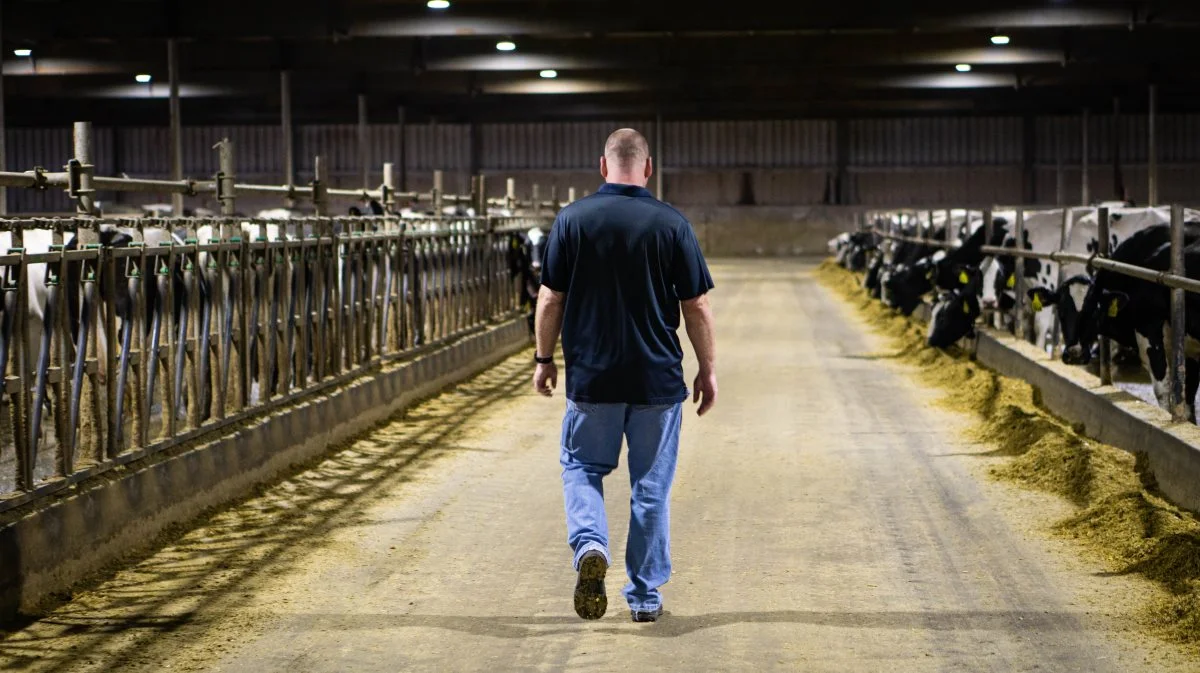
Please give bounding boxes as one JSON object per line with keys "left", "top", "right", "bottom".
{"left": 870, "top": 203, "right": 1200, "bottom": 422}
{"left": 0, "top": 212, "right": 554, "bottom": 511}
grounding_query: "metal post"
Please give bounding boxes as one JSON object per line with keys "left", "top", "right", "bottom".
{"left": 1050, "top": 206, "right": 1071, "bottom": 357}
{"left": 168, "top": 38, "right": 184, "bottom": 216}
{"left": 432, "top": 170, "right": 443, "bottom": 215}
{"left": 313, "top": 155, "right": 328, "bottom": 216}
{"left": 927, "top": 210, "right": 935, "bottom": 240}
{"left": 944, "top": 209, "right": 953, "bottom": 243}
{"left": 1113, "top": 96, "right": 1124, "bottom": 201}
{"left": 983, "top": 208, "right": 994, "bottom": 247}
{"left": 475, "top": 174, "right": 487, "bottom": 217}
{"left": 73, "top": 121, "right": 96, "bottom": 215}
{"left": 1097, "top": 206, "right": 1113, "bottom": 385}
{"left": 505, "top": 178, "right": 516, "bottom": 211}
{"left": 1014, "top": 208, "right": 1028, "bottom": 341}
{"left": 0, "top": 12, "right": 8, "bottom": 215}
{"left": 215, "top": 138, "right": 235, "bottom": 216}
{"left": 358, "top": 93, "right": 369, "bottom": 191}
{"left": 281, "top": 70, "right": 295, "bottom": 207}
{"left": 568, "top": 187, "right": 577, "bottom": 203}
{"left": 1055, "top": 132, "right": 1064, "bottom": 207}
{"left": 532, "top": 184, "right": 540, "bottom": 212}
{"left": 655, "top": 113, "right": 664, "bottom": 200}
{"left": 1170, "top": 204, "right": 1188, "bottom": 420}
{"left": 1082, "top": 109, "right": 1090, "bottom": 206}
{"left": 1149, "top": 84, "right": 1158, "bottom": 206}
{"left": 382, "top": 162, "right": 395, "bottom": 213}
{"left": 397, "top": 105, "right": 407, "bottom": 193}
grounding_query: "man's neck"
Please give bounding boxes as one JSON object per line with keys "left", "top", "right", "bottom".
{"left": 606, "top": 177, "right": 647, "bottom": 187}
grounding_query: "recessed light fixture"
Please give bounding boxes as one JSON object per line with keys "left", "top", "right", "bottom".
{"left": 13, "top": 49, "right": 31, "bottom": 57}
{"left": 496, "top": 40, "right": 516, "bottom": 52}
{"left": 135, "top": 73, "right": 152, "bottom": 83}
{"left": 539, "top": 69, "right": 557, "bottom": 79}
{"left": 426, "top": 0, "right": 450, "bottom": 8}
{"left": 991, "top": 35, "right": 1010, "bottom": 45}
{"left": 955, "top": 64, "right": 972, "bottom": 72}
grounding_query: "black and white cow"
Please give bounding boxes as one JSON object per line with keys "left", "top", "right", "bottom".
{"left": 927, "top": 265, "right": 984, "bottom": 349}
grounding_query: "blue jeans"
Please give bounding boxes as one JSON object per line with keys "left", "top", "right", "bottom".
{"left": 560, "top": 400, "right": 682, "bottom": 612}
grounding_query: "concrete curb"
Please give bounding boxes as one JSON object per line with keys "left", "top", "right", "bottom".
{"left": 973, "top": 329, "right": 1200, "bottom": 513}
{"left": 0, "top": 319, "right": 531, "bottom": 623}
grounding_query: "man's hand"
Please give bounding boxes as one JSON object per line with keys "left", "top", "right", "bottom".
{"left": 692, "top": 369, "right": 717, "bottom": 416}
{"left": 534, "top": 362, "right": 558, "bottom": 397}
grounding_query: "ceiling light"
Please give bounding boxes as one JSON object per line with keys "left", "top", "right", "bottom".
{"left": 539, "top": 69, "right": 557, "bottom": 78}
{"left": 496, "top": 40, "right": 516, "bottom": 52}
{"left": 991, "top": 35, "right": 1010, "bottom": 45}
{"left": 426, "top": 0, "right": 450, "bottom": 8}
{"left": 13, "top": 49, "right": 31, "bottom": 57}
{"left": 955, "top": 63, "right": 972, "bottom": 72}
{"left": 135, "top": 73, "right": 152, "bottom": 83}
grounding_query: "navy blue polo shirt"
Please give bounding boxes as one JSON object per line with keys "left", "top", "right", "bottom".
{"left": 540, "top": 183, "right": 714, "bottom": 405}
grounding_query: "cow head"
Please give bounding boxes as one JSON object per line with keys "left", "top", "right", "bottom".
{"left": 1027, "top": 275, "right": 1092, "bottom": 352}
{"left": 1062, "top": 284, "right": 1124, "bottom": 365}
{"left": 882, "top": 258, "right": 937, "bottom": 316}
{"left": 927, "top": 266, "right": 983, "bottom": 348}
{"left": 863, "top": 254, "right": 884, "bottom": 298}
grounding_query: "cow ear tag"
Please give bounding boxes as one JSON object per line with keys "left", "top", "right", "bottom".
{"left": 1006, "top": 274, "right": 1016, "bottom": 289}
{"left": 958, "top": 270, "right": 970, "bottom": 285}
{"left": 1031, "top": 294, "right": 1044, "bottom": 312}
{"left": 1108, "top": 297, "right": 1121, "bottom": 318}
{"left": 962, "top": 300, "right": 971, "bottom": 315}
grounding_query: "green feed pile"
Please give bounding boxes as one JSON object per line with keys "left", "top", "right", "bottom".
{"left": 816, "top": 259, "right": 1200, "bottom": 648}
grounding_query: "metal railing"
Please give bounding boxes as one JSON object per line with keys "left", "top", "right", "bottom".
{"left": 0, "top": 121, "right": 560, "bottom": 510}
{"left": 0, "top": 213, "right": 549, "bottom": 509}
{"left": 864, "top": 204, "right": 1197, "bottom": 422}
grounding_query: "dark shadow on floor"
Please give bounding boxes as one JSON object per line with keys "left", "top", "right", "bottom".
{"left": 0, "top": 352, "right": 532, "bottom": 673}
{"left": 257, "top": 608, "right": 1089, "bottom": 640}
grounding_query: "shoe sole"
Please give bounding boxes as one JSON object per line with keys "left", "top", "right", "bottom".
{"left": 574, "top": 555, "right": 607, "bottom": 620}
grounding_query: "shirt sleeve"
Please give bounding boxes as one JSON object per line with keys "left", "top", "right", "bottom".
{"left": 671, "top": 220, "right": 715, "bottom": 300}
{"left": 539, "top": 214, "right": 571, "bottom": 292}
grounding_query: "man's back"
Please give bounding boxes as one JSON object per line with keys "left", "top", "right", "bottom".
{"left": 541, "top": 183, "right": 713, "bottom": 405}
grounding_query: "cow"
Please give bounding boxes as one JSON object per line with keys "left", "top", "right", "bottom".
{"left": 927, "top": 265, "right": 984, "bottom": 349}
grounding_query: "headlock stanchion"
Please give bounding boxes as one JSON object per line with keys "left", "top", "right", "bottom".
{"left": 0, "top": 122, "right": 562, "bottom": 510}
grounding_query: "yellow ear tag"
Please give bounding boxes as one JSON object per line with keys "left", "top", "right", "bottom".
{"left": 962, "top": 300, "right": 971, "bottom": 315}
{"left": 1031, "top": 294, "right": 1044, "bottom": 312}
{"left": 1108, "top": 298, "right": 1121, "bottom": 318}
{"left": 1006, "top": 274, "right": 1016, "bottom": 289}
{"left": 958, "top": 270, "right": 970, "bottom": 285}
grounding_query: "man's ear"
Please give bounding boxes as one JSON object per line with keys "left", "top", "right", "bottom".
{"left": 600, "top": 155, "right": 608, "bottom": 179}
{"left": 645, "top": 156, "right": 654, "bottom": 180}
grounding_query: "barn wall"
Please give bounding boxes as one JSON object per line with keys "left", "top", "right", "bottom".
{"left": 7, "top": 115, "right": 1200, "bottom": 213}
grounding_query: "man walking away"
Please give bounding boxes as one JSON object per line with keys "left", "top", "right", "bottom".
{"left": 532, "top": 128, "right": 718, "bottom": 623}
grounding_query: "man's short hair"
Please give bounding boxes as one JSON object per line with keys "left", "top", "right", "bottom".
{"left": 604, "top": 128, "right": 650, "bottom": 169}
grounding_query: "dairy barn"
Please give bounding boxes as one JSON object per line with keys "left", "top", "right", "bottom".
{"left": 4, "top": 0, "right": 1200, "bottom": 670}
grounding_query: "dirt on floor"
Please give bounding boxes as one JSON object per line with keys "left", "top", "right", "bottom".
{"left": 817, "top": 259, "right": 1200, "bottom": 650}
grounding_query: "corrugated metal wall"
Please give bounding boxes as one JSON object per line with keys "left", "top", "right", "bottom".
{"left": 8, "top": 114, "right": 1200, "bottom": 212}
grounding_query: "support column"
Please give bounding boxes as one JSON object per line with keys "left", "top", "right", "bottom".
{"left": 835, "top": 118, "right": 850, "bottom": 205}
{"left": 1113, "top": 96, "right": 1124, "bottom": 202}
{"left": 0, "top": 12, "right": 7, "bottom": 216}
{"left": 1149, "top": 84, "right": 1159, "bottom": 206}
{"left": 281, "top": 70, "right": 295, "bottom": 203}
{"left": 358, "top": 93, "right": 369, "bottom": 191}
{"left": 1022, "top": 114, "right": 1036, "bottom": 204}
{"left": 469, "top": 120, "right": 482, "bottom": 177}
{"left": 1081, "top": 108, "right": 1090, "bottom": 206}
{"left": 397, "top": 105, "right": 407, "bottom": 193}
{"left": 168, "top": 38, "right": 184, "bottom": 216}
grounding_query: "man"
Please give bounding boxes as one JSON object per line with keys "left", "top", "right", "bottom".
{"left": 533, "top": 128, "right": 718, "bottom": 623}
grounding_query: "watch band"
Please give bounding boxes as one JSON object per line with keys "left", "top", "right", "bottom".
{"left": 534, "top": 354, "right": 554, "bottom": 365}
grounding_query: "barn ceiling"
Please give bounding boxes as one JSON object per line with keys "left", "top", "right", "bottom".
{"left": 5, "top": 0, "right": 1200, "bottom": 125}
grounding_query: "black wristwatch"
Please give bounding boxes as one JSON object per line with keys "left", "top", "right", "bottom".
{"left": 535, "top": 354, "right": 554, "bottom": 365}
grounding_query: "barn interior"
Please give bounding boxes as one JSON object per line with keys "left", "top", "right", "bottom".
{"left": 4, "top": 3, "right": 1200, "bottom": 672}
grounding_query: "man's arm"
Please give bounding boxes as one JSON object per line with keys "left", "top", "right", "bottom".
{"left": 681, "top": 293, "right": 717, "bottom": 416}
{"left": 533, "top": 285, "right": 566, "bottom": 396}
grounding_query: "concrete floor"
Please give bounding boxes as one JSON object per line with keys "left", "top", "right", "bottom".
{"left": 0, "top": 259, "right": 1194, "bottom": 672}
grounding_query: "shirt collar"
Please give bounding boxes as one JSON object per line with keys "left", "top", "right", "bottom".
{"left": 598, "top": 183, "right": 654, "bottom": 198}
